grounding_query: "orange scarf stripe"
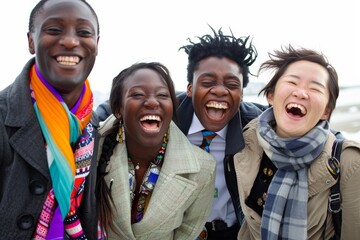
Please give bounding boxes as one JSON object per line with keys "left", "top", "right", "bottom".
{"left": 31, "top": 67, "right": 75, "bottom": 174}
{"left": 30, "top": 66, "right": 93, "bottom": 175}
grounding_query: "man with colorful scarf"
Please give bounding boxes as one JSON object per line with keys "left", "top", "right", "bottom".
{"left": 0, "top": 0, "right": 101, "bottom": 239}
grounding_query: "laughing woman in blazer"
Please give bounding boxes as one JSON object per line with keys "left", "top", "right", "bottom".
{"left": 96, "top": 62, "right": 216, "bottom": 240}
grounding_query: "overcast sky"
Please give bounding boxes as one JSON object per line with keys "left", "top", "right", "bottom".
{"left": 1, "top": 0, "right": 359, "bottom": 95}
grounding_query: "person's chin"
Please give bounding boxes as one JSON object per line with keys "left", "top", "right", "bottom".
{"left": 203, "top": 119, "right": 227, "bottom": 132}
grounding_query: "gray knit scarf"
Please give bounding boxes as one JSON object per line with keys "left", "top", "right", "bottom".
{"left": 257, "top": 107, "right": 330, "bottom": 240}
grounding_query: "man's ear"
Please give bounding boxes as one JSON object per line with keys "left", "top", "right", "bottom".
{"left": 95, "top": 36, "right": 100, "bottom": 56}
{"left": 186, "top": 83, "right": 193, "bottom": 97}
{"left": 27, "top": 32, "right": 35, "bottom": 55}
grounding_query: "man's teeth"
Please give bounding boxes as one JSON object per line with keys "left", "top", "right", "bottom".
{"left": 206, "top": 102, "right": 228, "bottom": 109}
{"left": 140, "top": 115, "right": 160, "bottom": 121}
{"left": 287, "top": 103, "right": 306, "bottom": 114}
{"left": 56, "top": 56, "right": 80, "bottom": 65}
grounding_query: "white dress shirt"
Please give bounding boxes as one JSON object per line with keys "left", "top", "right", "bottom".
{"left": 187, "top": 113, "right": 237, "bottom": 227}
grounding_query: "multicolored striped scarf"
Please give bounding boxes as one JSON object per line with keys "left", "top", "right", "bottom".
{"left": 29, "top": 65, "right": 95, "bottom": 239}
{"left": 257, "top": 107, "right": 329, "bottom": 240}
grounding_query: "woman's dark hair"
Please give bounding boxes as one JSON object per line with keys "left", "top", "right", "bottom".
{"left": 29, "top": 0, "right": 100, "bottom": 34}
{"left": 96, "top": 62, "right": 178, "bottom": 234}
{"left": 179, "top": 25, "right": 258, "bottom": 88}
{"left": 258, "top": 45, "right": 339, "bottom": 119}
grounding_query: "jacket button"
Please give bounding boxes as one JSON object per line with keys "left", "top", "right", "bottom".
{"left": 17, "top": 214, "right": 34, "bottom": 230}
{"left": 29, "top": 180, "right": 45, "bottom": 195}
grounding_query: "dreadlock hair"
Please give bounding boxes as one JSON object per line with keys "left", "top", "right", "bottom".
{"left": 96, "top": 62, "right": 178, "bottom": 235}
{"left": 179, "top": 25, "right": 257, "bottom": 88}
{"left": 28, "top": 0, "right": 100, "bottom": 34}
{"left": 258, "top": 44, "right": 339, "bottom": 119}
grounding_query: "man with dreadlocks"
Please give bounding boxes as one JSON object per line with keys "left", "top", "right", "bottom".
{"left": 177, "top": 26, "right": 265, "bottom": 240}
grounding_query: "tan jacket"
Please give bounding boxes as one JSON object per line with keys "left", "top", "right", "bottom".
{"left": 234, "top": 118, "right": 360, "bottom": 240}
{"left": 98, "top": 116, "right": 216, "bottom": 240}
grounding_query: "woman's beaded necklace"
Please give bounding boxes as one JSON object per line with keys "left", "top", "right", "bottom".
{"left": 128, "top": 131, "right": 168, "bottom": 223}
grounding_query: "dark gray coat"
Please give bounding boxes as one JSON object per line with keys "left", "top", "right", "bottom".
{"left": 0, "top": 58, "right": 99, "bottom": 239}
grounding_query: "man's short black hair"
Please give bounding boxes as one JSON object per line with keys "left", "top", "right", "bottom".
{"left": 28, "top": 0, "right": 100, "bottom": 34}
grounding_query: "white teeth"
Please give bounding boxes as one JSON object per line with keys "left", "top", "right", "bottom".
{"left": 140, "top": 115, "right": 160, "bottom": 121}
{"left": 56, "top": 56, "right": 80, "bottom": 65}
{"left": 287, "top": 103, "right": 306, "bottom": 114}
{"left": 206, "top": 102, "right": 228, "bottom": 109}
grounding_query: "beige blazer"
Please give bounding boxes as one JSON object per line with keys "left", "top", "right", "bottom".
{"left": 234, "top": 118, "right": 360, "bottom": 240}
{"left": 98, "top": 116, "right": 216, "bottom": 240}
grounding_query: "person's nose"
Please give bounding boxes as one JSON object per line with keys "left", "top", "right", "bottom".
{"left": 144, "top": 96, "right": 160, "bottom": 108}
{"left": 292, "top": 88, "right": 309, "bottom": 99}
{"left": 60, "top": 31, "right": 80, "bottom": 49}
{"left": 210, "top": 84, "right": 228, "bottom": 96}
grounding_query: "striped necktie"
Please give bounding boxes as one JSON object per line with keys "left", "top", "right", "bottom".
{"left": 199, "top": 130, "right": 217, "bottom": 153}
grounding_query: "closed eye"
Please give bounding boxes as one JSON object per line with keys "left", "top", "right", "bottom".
{"left": 225, "top": 81, "right": 241, "bottom": 89}
{"left": 45, "top": 27, "right": 62, "bottom": 35}
{"left": 130, "top": 92, "right": 144, "bottom": 98}
{"left": 201, "top": 80, "right": 216, "bottom": 88}
{"left": 77, "top": 29, "right": 95, "bottom": 37}
{"left": 158, "top": 93, "right": 170, "bottom": 98}
{"left": 311, "top": 88, "right": 321, "bottom": 92}
{"left": 287, "top": 80, "right": 297, "bottom": 85}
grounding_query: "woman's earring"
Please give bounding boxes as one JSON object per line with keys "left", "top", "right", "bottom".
{"left": 116, "top": 120, "right": 126, "bottom": 143}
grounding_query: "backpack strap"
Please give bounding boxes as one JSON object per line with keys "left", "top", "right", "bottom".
{"left": 328, "top": 139, "right": 344, "bottom": 239}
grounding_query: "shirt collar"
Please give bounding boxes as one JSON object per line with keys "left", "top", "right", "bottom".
{"left": 188, "top": 113, "right": 227, "bottom": 139}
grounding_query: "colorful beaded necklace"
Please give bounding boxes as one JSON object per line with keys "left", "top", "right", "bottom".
{"left": 128, "top": 130, "right": 168, "bottom": 223}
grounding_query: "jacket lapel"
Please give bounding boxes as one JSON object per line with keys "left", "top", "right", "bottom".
{"left": 177, "top": 94, "right": 194, "bottom": 135}
{"left": 101, "top": 118, "right": 203, "bottom": 238}
{"left": 225, "top": 111, "right": 244, "bottom": 154}
{"left": 131, "top": 122, "right": 201, "bottom": 236}
{"left": 6, "top": 58, "right": 49, "bottom": 178}
{"left": 104, "top": 141, "right": 135, "bottom": 239}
